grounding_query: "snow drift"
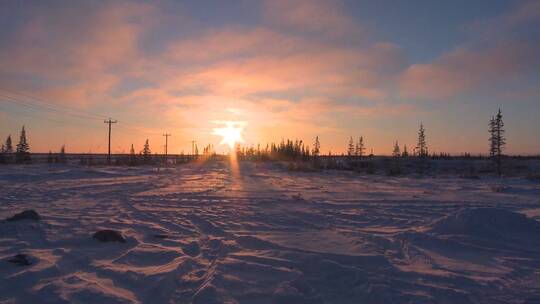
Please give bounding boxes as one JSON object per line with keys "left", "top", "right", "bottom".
{"left": 428, "top": 207, "right": 540, "bottom": 242}
{"left": 1, "top": 163, "right": 540, "bottom": 303}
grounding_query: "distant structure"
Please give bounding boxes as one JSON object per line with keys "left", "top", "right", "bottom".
{"left": 163, "top": 133, "right": 172, "bottom": 158}
{"left": 191, "top": 140, "right": 197, "bottom": 156}
{"left": 104, "top": 119, "right": 117, "bottom": 164}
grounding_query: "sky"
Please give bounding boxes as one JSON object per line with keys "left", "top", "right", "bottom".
{"left": 0, "top": 0, "right": 539, "bottom": 155}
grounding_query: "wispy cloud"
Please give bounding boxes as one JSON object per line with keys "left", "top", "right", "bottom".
{"left": 399, "top": 42, "right": 539, "bottom": 99}
{"left": 399, "top": 0, "right": 540, "bottom": 100}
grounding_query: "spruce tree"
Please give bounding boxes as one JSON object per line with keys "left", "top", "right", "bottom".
{"left": 416, "top": 123, "right": 428, "bottom": 158}
{"left": 59, "top": 145, "right": 66, "bottom": 164}
{"left": 312, "top": 136, "right": 320, "bottom": 157}
{"left": 347, "top": 136, "right": 354, "bottom": 156}
{"left": 142, "top": 139, "right": 151, "bottom": 163}
{"left": 392, "top": 141, "right": 401, "bottom": 157}
{"left": 15, "top": 126, "right": 30, "bottom": 164}
{"left": 4, "top": 135, "right": 13, "bottom": 163}
{"left": 488, "top": 116, "right": 497, "bottom": 158}
{"left": 489, "top": 109, "right": 506, "bottom": 175}
{"left": 5, "top": 135, "right": 13, "bottom": 153}
{"left": 129, "top": 144, "right": 136, "bottom": 165}
{"left": 402, "top": 145, "right": 409, "bottom": 157}
{"left": 357, "top": 136, "right": 365, "bottom": 158}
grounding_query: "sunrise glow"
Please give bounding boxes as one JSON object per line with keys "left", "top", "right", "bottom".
{"left": 212, "top": 121, "right": 245, "bottom": 149}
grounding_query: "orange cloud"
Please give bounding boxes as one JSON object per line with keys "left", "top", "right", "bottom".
{"left": 0, "top": 0, "right": 414, "bottom": 154}
{"left": 161, "top": 36, "right": 402, "bottom": 101}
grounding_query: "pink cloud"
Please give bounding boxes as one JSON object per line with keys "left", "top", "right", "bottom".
{"left": 0, "top": 0, "right": 413, "bottom": 153}
{"left": 262, "top": 0, "right": 363, "bottom": 38}
{"left": 165, "top": 28, "right": 306, "bottom": 63}
{"left": 0, "top": 1, "right": 159, "bottom": 110}
{"left": 160, "top": 37, "right": 403, "bottom": 101}
{"left": 0, "top": 0, "right": 403, "bottom": 109}
{"left": 399, "top": 42, "right": 538, "bottom": 99}
{"left": 2, "top": 2, "right": 153, "bottom": 77}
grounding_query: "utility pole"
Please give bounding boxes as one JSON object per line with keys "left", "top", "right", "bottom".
{"left": 191, "top": 140, "right": 197, "bottom": 157}
{"left": 163, "top": 133, "right": 171, "bottom": 157}
{"left": 104, "top": 119, "right": 117, "bottom": 165}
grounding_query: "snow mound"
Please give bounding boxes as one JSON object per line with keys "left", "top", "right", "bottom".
{"left": 93, "top": 229, "right": 126, "bottom": 243}
{"left": 429, "top": 207, "right": 540, "bottom": 240}
{"left": 6, "top": 210, "right": 40, "bottom": 222}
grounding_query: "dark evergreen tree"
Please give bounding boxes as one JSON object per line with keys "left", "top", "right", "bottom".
{"left": 312, "top": 136, "right": 320, "bottom": 157}
{"left": 59, "top": 145, "right": 66, "bottom": 164}
{"left": 416, "top": 123, "right": 428, "bottom": 157}
{"left": 15, "top": 126, "right": 31, "bottom": 164}
{"left": 488, "top": 116, "right": 497, "bottom": 158}
{"left": 357, "top": 136, "right": 365, "bottom": 158}
{"left": 142, "top": 139, "right": 151, "bottom": 163}
{"left": 5, "top": 135, "right": 13, "bottom": 154}
{"left": 129, "top": 144, "right": 137, "bottom": 165}
{"left": 3, "top": 135, "right": 13, "bottom": 163}
{"left": 392, "top": 141, "right": 401, "bottom": 157}
{"left": 402, "top": 145, "right": 409, "bottom": 157}
{"left": 347, "top": 137, "right": 354, "bottom": 156}
{"left": 489, "top": 109, "right": 506, "bottom": 175}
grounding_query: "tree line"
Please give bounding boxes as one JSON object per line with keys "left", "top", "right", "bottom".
{"left": 0, "top": 110, "right": 508, "bottom": 174}
{"left": 234, "top": 139, "right": 314, "bottom": 161}
{"left": 0, "top": 126, "right": 30, "bottom": 164}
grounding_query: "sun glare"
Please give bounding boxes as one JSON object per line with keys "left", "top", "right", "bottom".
{"left": 212, "top": 121, "right": 245, "bottom": 149}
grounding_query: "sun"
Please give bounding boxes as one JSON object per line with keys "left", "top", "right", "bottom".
{"left": 212, "top": 121, "right": 245, "bottom": 149}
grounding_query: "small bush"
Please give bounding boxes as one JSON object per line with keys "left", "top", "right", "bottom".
{"left": 387, "top": 165, "right": 403, "bottom": 176}
{"left": 527, "top": 173, "right": 540, "bottom": 181}
{"left": 460, "top": 166, "right": 479, "bottom": 179}
{"left": 287, "top": 162, "right": 319, "bottom": 172}
{"left": 490, "top": 185, "right": 508, "bottom": 193}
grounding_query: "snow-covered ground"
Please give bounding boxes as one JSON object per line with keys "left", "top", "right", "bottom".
{"left": 1, "top": 162, "right": 540, "bottom": 303}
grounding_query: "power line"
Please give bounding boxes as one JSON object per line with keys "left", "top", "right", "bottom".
{"left": 0, "top": 87, "right": 106, "bottom": 120}
{"left": 0, "top": 88, "right": 151, "bottom": 135}
{"left": 1, "top": 87, "right": 186, "bottom": 154}
{"left": 116, "top": 121, "right": 162, "bottom": 136}
{"left": 0, "top": 89, "right": 161, "bottom": 137}
{"left": 0, "top": 93, "right": 103, "bottom": 121}
{"left": 0, "top": 103, "right": 98, "bottom": 129}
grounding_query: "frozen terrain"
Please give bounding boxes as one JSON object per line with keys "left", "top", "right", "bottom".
{"left": 1, "top": 162, "right": 540, "bottom": 303}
